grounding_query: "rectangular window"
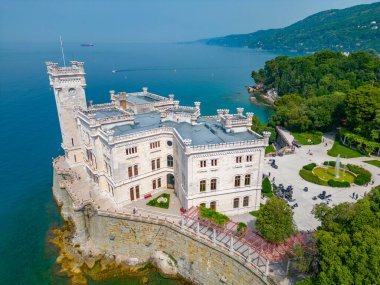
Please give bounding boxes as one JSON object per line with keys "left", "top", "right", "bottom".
{"left": 245, "top": 174, "right": 251, "bottom": 186}
{"left": 134, "top": 165, "right": 138, "bottom": 176}
{"left": 243, "top": 196, "right": 249, "bottom": 207}
{"left": 150, "top": 141, "right": 160, "bottom": 149}
{"left": 233, "top": 198, "right": 239, "bottom": 208}
{"left": 236, "top": 156, "right": 242, "bottom": 163}
{"left": 211, "top": 159, "right": 218, "bottom": 166}
{"left": 156, "top": 158, "right": 160, "bottom": 169}
{"left": 211, "top": 179, "right": 217, "bottom": 191}
{"left": 235, "top": 176, "right": 241, "bottom": 187}
{"left": 135, "top": 186, "right": 140, "bottom": 199}
{"left": 153, "top": 180, "right": 157, "bottom": 190}
{"left": 126, "top": 146, "right": 137, "bottom": 155}
{"left": 200, "top": 180, "right": 206, "bottom": 192}
{"left": 128, "top": 166, "right": 133, "bottom": 178}
{"left": 151, "top": 160, "right": 156, "bottom": 170}
{"left": 246, "top": 155, "right": 252, "bottom": 162}
{"left": 200, "top": 160, "right": 206, "bottom": 168}
{"left": 158, "top": 178, "right": 161, "bottom": 188}
{"left": 130, "top": 187, "right": 135, "bottom": 201}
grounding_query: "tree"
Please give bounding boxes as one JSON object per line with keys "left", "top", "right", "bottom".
{"left": 344, "top": 85, "right": 380, "bottom": 142}
{"left": 307, "top": 186, "right": 380, "bottom": 285}
{"left": 256, "top": 197, "right": 296, "bottom": 243}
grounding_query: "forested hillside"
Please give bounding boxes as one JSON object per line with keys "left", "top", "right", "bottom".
{"left": 205, "top": 2, "right": 380, "bottom": 53}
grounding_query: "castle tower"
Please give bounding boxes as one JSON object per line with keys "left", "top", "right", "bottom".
{"left": 46, "top": 61, "right": 87, "bottom": 164}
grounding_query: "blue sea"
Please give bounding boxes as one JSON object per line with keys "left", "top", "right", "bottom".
{"left": 0, "top": 42, "right": 280, "bottom": 284}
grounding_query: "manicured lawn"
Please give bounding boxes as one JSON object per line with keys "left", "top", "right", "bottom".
{"left": 265, "top": 144, "right": 276, "bottom": 155}
{"left": 364, "top": 160, "right": 380, "bottom": 169}
{"left": 146, "top": 193, "right": 170, "bottom": 209}
{"left": 327, "top": 140, "right": 366, "bottom": 158}
{"left": 292, "top": 131, "right": 323, "bottom": 145}
{"left": 313, "top": 166, "right": 355, "bottom": 183}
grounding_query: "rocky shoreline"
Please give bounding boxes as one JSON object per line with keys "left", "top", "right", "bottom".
{"left": 49, "top": 221, "right": 190, "bottom": 285}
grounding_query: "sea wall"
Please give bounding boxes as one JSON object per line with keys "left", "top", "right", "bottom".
{"left": 53, "top": 168, "right": 270, "bottom": 285}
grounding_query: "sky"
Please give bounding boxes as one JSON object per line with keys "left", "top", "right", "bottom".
{"left": 0, "top": 0, "right": 377, "bottom": 43}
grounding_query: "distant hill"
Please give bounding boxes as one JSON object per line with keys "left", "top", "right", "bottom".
{"left": 204, "top": 2, "right": 380, "bottom": 53}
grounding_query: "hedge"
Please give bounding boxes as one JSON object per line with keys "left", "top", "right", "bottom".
{"left": 323, "top": 161, "right": 337, "bottom": 167}
{"left": 262, "top": 177, "right": 272, "bottom": 193}
{"left": 299, "top": 169, "right": 328, "bottom": 186}
{"left": 346, "top": 164, "right": 372, "bottom": 185}
{"left": 303, "top": 163, "right": 317, "bottom": 171}
{"left": 327, "top": 179, "right": 351, "bottom": 188}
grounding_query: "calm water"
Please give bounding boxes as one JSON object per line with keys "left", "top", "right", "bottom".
{"left": 0, "top": 42, "right": 280, "bottom": 284}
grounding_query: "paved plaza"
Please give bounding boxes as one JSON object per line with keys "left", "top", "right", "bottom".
{"left": 262, "top": 135, "right": 380, "bottom": 231}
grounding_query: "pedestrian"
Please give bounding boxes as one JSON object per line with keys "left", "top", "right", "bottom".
{"left": 352, "top": 192, "right": 355, "bottom": 198}
{"left": 268, "top": 172, "right": 271, "bottom": 177}
{"left": 356, "top": 194, "right": 358, "bottom": 200}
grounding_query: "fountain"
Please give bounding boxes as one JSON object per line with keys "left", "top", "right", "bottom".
{"left": 335, "top": 154, "right": 341, "bottom": 178}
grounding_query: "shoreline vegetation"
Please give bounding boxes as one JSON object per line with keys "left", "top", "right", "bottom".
{"left": 248, "top": 50, "right": 380, "bottom": 156}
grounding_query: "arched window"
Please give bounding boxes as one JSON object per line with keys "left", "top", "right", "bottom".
{"left": 200, "top": 180, "right": 206, "bottom": 192}
{"left": 245, "top": 174, "right": 251, "bottom": 186}
{"left": 234, "top": 175, "right": 241, "bottom": 187}
{"left": 210, "top": 201, "right": 216, "bottom": 210}
{"left": 210, "top": 179, "right": 217, "bottom": 191}
{"left": 167, "top": 155, "right": 174, "bottom": 167}
{"left": 243, "top": 196, "right": 249, "bottom": 207}
{"left": 233, "top": 198, "right": 239, "bottom": 208}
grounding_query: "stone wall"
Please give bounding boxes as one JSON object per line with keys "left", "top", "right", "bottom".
{"left": 53, "top": 169, "right": 270, "bottom": 285}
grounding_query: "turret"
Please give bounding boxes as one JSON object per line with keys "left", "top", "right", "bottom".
{"left": 46, "top": 61, "right": 87, "bottom": 165}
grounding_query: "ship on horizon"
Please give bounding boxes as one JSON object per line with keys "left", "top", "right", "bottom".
{"left": 80, "top": 43, "right": 94, "bottom": 47}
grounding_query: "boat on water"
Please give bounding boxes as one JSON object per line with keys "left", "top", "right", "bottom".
{"left": 80, "top": 43, "right": 94, "bottom": 47}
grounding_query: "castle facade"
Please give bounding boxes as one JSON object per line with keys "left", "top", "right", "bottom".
{"left": 47, "top": 61, "right": 269, "bottom": 215}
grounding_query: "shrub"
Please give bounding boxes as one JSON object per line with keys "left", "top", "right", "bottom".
{"left": 237, "top": 222, "right": 247, "bottom": 235}
{"left": 199, "top": 206, "right": 230, "bottom": 226}
{"left": 323, "top": 161, "right": 337, "bottom": 167}
{"left": 354, "top": 175, "right": 371, "bottom": 186}
{"left": 299, "top": 169, "right": 328, "bottom": 186}
{"left": 303, "top": 163, "right": 317, "bottom": 171}
{"left": 327, "top": 179, "right": 350, "bottom": 187}
{"left": 262, "top": 177, "right": 272, "bottom": 193}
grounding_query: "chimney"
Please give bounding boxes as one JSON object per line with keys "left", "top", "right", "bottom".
{"left": 119, "top": 92, "right": 127, "bottom": 110}
{"left": 88, "top": 100, "right": 93, "bottom": 108}
{"left": 142, "top": 87, "right": 148, "bottom": 94}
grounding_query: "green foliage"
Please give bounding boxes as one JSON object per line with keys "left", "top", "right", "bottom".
{"left": 269, "top": 93, "right": 345, "bottom": 132}
{"left": 253, "top": 51, "right": 380, "bottom": 98}
{"left": 299, "top": 169, "right": 328, "bottom": 186}
{"left": 344, "top": 85, "right": 380, "bottom": 142}
{"left": 256, "top": 197, "right": 296, "bottom": 243}
{"left": 346, "top": 164, "right": 372, "bottom": 186}
{"left": 262, "top": 177, "right": 272, "bottom": 193}
{"left": 364, "top": 160, "right": 380, "bottom": 169}
{"left": 265, "top": 144, "right": 276, "bottom": 155}
{"left": 327, "top": 179, "right": 350, "bottom": 188}
{"left": 309, "top": 186, "right": 380, "bottom": 284}
{"left": 327, "top": 140, "right": 365, "bottom": 158}
{"left": 199, "top": 206, "right": 230, "bottom": 226}
{"left": 146, "top": 193, "right": 170, "bottom": 209}
{"left": 340, "top": 128, "right": 380, "bottom": 155}
{"left": 323, "top": 161, "right": 336, "bottom": 167}
{"left": 303, "top": 163, "right": 317, "bottom": 171}
{"left": 206, "top": 3, "right": 380, "bottom": 53}
{"left": 251, "top": 115, "right": 276, "bottom": 143}
{"left": 292, "top": 131, "right": 323, "bottom": 145}
{"left": 237, "top": 222, "right": 247, "bottom": 235}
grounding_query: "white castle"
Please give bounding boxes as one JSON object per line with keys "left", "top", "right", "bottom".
{"left": 47, "top": 61, "right": 269, "bottom": 215}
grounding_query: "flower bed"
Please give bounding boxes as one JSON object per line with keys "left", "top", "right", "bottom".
{"left": 146, "top": 193, "right": 170, "bottom": 209}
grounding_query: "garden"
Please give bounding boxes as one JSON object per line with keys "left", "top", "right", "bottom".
{"left": 299, "top": 161, "right": 372, "bottom": 187}
{"left": 146, "top": 193, "right": 170, "bottom": 209}
{"left": 292, "top": 131, "right": 323, "bottom": 145}
{"left": 199, "top": 206, "right": 230, "bottom": 226}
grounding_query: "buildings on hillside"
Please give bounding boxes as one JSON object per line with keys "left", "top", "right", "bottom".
{"left": 47, "top": 61, "right": 269, "bottom": 215}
